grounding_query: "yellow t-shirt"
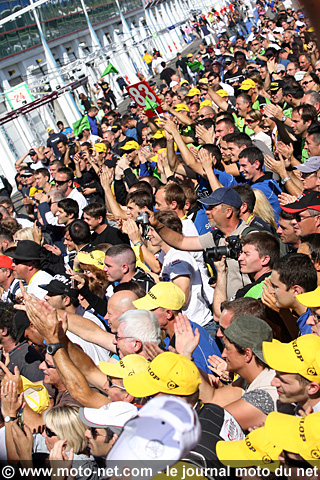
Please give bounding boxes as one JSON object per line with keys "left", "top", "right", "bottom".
{"left": 142, "top": 53, "right": 153, "bottom": 64}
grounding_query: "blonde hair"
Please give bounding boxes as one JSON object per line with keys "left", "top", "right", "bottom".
{"left": 13, "top": 227, "right": 34, "bottom": 242}
{"left": 44, "top": 404, "right": 87, "bottom": 453}
{"left": 253, "top": 189, "right": 277, "bottom": 230}
{"left": 248, "top": 109, "right": 263, "bottom": 126}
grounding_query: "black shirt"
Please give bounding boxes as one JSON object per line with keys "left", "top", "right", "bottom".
{"left": 47, "top": 132, "right": 67, "bottom": 159}
{"left": 91, "top": 225, "right": 129, "bottom": 247}
{"left": 160, "top": 67, "right": 176, "bottom": 86}
{"left": 223, "top": 67, "right": 245, "bottom": 87}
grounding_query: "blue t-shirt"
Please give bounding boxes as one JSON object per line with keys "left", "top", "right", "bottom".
{"left": 251, "top": 178, "right": 281, "bottom": 222}
{"left": 191, "top": 208, "right": 211, "bottom": 235}
{"left": 297, "top": 308, "right": 312, "bottom": 335}
{"left": 163, "top": 320, "right": 221, "bottom": 374}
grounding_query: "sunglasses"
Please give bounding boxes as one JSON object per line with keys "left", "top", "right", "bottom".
{"left": 245, "top": 118, "right": 255, "bottom": 124}
{"left": 44, "top": 360, "right": 56, "bottom": 369}
{"left": 224, "top": 62, "right": 232, "bottom": 66}
{"left": 302, "top": 80, "right": 313, "bottom": 86}
{"left": 107, "top": 376, "right": 126, "bottom": 390}
{"left": 45, "top": 426, "right": 57, "bottom": 438}
{"left": 55, "top": 180, "right": 69, "bottom": 186}
{"left": 198, "top": 114, "right": 207, "bottom": 119}
{"left": 44, "top": 150, "right": 51, "bottom": 155}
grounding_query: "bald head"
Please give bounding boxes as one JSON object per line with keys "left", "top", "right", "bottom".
{"left": 105, "top": 290, "right": 137, "bottom": 333}
{"left": 198, "top": 106, "right": 214, "bottom": 118}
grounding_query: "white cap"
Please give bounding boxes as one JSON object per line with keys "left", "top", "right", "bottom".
{"left": 169, "top": 80, "right": 179, "bottom": 88}
{"left": 295, "top": 70, "right": 307, "bottom": 82}
{"left": 107, "top": 396, "right": 201, "bottom": 475}
{"left": 79, "top": 402, "right": 138, "bottom": 435}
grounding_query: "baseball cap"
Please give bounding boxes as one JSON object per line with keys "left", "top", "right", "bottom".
{"left": 133, "top": 282, "right": 185, "bottom": 311}
{"left": 263, "top": 335, "right": 320, "bottom": 382}
{"left": 224, "top": 315, "right": 273, "bottom": 362}
{"left": 0, "top": 255, "right": 13, "bottom": 269}
{"left": 269, "top": 80, "right": 284, "bottom": 92}
{"left": 151, "top": 129, "right": 165, "bottom": 139}
{"left": 39, "top": 274, "right": 77, "bottom": 297}
{"left": 198, "top": 78, "right": 209, "bottom": 84}
{"left": 174, "top": 103, "right": 190, "bottom": 112}
{"left": 110, "top": 125, "right": 121, "bottom": 133}
{"left": 296, "top": 21, "right": 306, "bottom": 28}
{"left": 223, "top": 55, "right": 234, "bottom": 64}
{"left": 295, "top": 156, "right": 320, "bottom": 173}
{"left": 123, "top": 352, "right": 201, "bottom": 397}
{"left": 198, "top": 187, "right": 242, "bottom": 208}
{"left": 265, "top": 411, "right": 320, "bottom": 467}
{"left": 295, "top": 70, "right": 307, "bottom": 82}
{"left": 281, "top": 191, "right": 320, "bottom": 213}
{"left": 20, "top": 168, "right": 34, "bottom": 177}
{"left": 216, "top": 89, "right": 229, "bottom": 98}
{"left": 296, "top": 285, "right": 320, "bottom": 308}
{"left": 46, "top": 127, "right": 53, "bottom": 133}
{"left": 186, "top": 53, "right": 194, "bottom": 58}
{"left": 130, "top": 101, "right": 138, "bottom": 108}
{"left": 239, "top": 79, "right": 256, "bottom": 90}
{"left": 94, "top": 143, "right": 107, "bottom": 153}
{"left": 216, "top": 427, "right": 281, "bottom": 471}
{"left": 169, "top": 80, "right": 179, "bottom": 88}
{"left": 199, "top": 100, "right": 212, "bottom": 109}
{"left": 77, "top": 250, "right": 105, "bottom": 270}
{"left": 180, "top": 80, "right": 189, "bottom": 86}
{"left": 276, "top": 64, "right": 286, "bottom": 73}
{"left": 99, "top": 354, "right": 148, "bottom": 378}
{"left": 107, "top": 396, "right": 201, "bottom": 466}
{"left": 79, "top": 402, "right": 138, "bottom": 435}
{"left": 119, "top": 141, "right": 139, "bottom": 151}
{"left": 186, "top": 88, "right": 201, "bottom": 97}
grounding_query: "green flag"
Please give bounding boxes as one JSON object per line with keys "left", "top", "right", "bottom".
{"left": 144, "top": 96, "right": 158, "bottom": 111}
{"left": 72, "top": 116, "right": 90, "bottom": 137}
{"left": 101, "top": 63, "right": 119, "bottom": 76}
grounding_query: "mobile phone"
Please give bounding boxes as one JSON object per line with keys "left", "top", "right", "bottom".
{"left": 17, "top": 407, "right": 24, "bottom": 429}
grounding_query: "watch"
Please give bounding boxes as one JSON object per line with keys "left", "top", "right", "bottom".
{"left": 281, "top": 115, "right": 288, "bottom": 122}
{"left": 4, "top": 416, "right": 16, "bottom": 423}
{"left": 46, "top": 342, "right": 63, "bottom": 356}
{"left": 134, "top": 240, "right": 144, "bottom": 247}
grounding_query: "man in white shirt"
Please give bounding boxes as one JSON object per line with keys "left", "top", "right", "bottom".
{"left": 10, "top": 240, "right": 52, "bottom": 300}
{"left": 149, "top": 210, "right": 213, "bottom": 329}
{"left": 54, "top": 166, "right": 87, "bottom": 217}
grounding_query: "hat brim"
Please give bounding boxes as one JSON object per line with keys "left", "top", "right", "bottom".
{"left": 265, "top": 412, "right": 305, "bottom": 456}
{"left": 263, "top": 339, "right": 299, "bottom": 374}
{"left": 123, "top": 370, "right": 164, "bottom": 397}
{"left": 99, "top": 361, "right": 125, "bottom": 377}
{"left": 198, "top": 197, "right": 221, "bottom": 206}
{"left": 296, "top": 287, "right": 320, "bottom": 307}
{"left": 132, "top": 296, "right": 159, "bottom": 311}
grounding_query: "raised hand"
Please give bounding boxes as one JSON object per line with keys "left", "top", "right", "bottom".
{"left": 173, "top": 313, "right": 200, "bottom": 360}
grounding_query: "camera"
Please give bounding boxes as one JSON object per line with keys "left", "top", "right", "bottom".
{"left": 68, "top": 141, "right": 76, "bottom": 156}
{"left": 204, "top": 235, "right": 242, "bottom": 262}
{"left": 136, "top": 212, "right": 149, "bottom": 224}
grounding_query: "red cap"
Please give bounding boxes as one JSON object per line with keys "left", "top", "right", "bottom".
{"left": 0, "top": 255, "right": 13, "bottom": 269}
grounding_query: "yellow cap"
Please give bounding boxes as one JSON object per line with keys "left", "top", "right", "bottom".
{"left": 216, "top": 427, "right": 281, "bottom": 472}
{"left": 119, "top": 140, "right": 139, "bottom": 151}
{"left": 216, "top": 89, "right": 229, "bottom": 98}
{"left": 99, "top": 354, "right": 148, "bottom": 378}
{"left": 296, "top": 286, "right": 320, "bottom": 308}
{"left": 133, "top": 282, "right": 185, "bottom": 311}
{"left": 180, "top": 80, "right": 189, "bottom": 86}
{"left": 174, "top": 103, "right": 190, "bottom": 112}
{"left": 94, "top": 142, "right": 107, "bottom": 153}
{"left": 263, "top": 335, "right": 320, "bottom": 383}
{"left": 123, "top": 351, "right": 201, "bottom": 397}
{"left": 239, "top": 79, "right": 256, "bottom": 90}
{"left": 28, "top": 186, "right": 41, "bottom": 198}
{"left": 151, "top": 129, "right": 166, "bottom": 139}
{"left": 186, "top": 88, "right": 201, "bottom": 97}
{"left": 265, "top": 411, "right": 320, "bottom": 467}
{"left": 21, "top": 375, "right": 50, "bottom": 413}
{"left": 77, "top": 250, "right": 105, "bottom": 270}
{"left": 149, "top": 147, "right": 167, "bottom": 163}
{"left": 46, "top": 126, "right": 53, "bottom": 133}
{"left": 198, "top": 78, "right": 209, "bottom": 84}
{"left": 199, "top": 100, "right": 212, "bottom": 109}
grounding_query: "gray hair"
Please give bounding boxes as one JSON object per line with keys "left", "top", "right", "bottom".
{"left": 118, "top": 309, "right": 161, "bottom": 345}
{"left": 48, "top": 190, "right": 64, "bottom": 202}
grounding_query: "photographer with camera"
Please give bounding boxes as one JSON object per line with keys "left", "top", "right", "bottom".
{"left": 148, "top": 187, "right": 252, "bottom": 300}
{"left": 56, "top": 137, "right": 79, "bottom": 170}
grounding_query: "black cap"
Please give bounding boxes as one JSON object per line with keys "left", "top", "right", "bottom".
{"left": 281, "top": 191, "right": 320, "bottom": 214}
{"left": 9, "top": 240, "right": 42, "bottom": 261}
{"left": 269, "top": 80, "right": 284, "bottom": 92}
{"left": 20, "top": 168, "right": 34, "bottom": 177}
{"left": 111, "top": 125, "right": 121, "bottom": 133}
{"left": 130, "top": 101, "right": 138, "bottom": 108}
{"left": 14, "top": 311, "right": 30, "bottom": 344}
{"left": 39, "top": 274, "right": 78, "bottom": 297}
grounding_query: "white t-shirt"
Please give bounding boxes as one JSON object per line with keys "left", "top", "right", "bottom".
{"left": 27, "top": 270, "right": 53, "bottom": 300}
{"left": 253, "top": 131, "right": 272, "bottom": 152}
{"left": 161, "top": 247, "right": 213, "bottom": 326}
{"left": 67, "top": 188, "right": 88, "bottom": 218}
{"left": 67, "top": 310, "right": 111, "bottom": 365}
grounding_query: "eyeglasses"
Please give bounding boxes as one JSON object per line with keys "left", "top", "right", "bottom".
{"left": 295, "top": 213, "right": 313, "bottom": 222}
{"left": 224, "top": 62, "right": 232, "bottom": 66}
{"left": 44, "top": 150, "right": 51, "bottom": 155}
{"left": 301, "top": 171, "right": 317, "bottom": 179}
{"left": 311, "top": 312, "right": 320, "bottom": 324}
{"left": 219, "top": 325, "right": 226, "bottom": 335}
{"left": 302, "top": 80, "right": 313, "bottom": 86}
{"left": 44, "top": 426, "right": 57, "bottom": 438}
{"left": 251, "top": 43, "right": 259, "bottom": 47}
{"left": 245, "top": 118, "right": 255, "bottom": 124}
{"left": 315, "top": 69, "right": 320, "bottom": 73}
{"left": 107, "top": 376, "right": 126, "bottom": 390}
{"left": 44, "top": 360, "right": 56, "bottom": 369}
{"left": 198, "top": 114, "right": 207, "bottom": 119}
{"left": 114, "top": 332, "right": 135, "bottom": 342}
{"left": 55, "top": 179, "right": 69, "bottom": 186}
